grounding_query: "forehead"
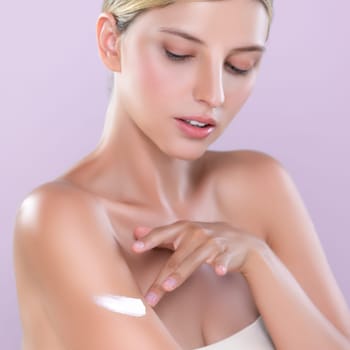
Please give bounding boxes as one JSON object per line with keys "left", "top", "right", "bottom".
{"left": 128, "top": 0, "right": 269, "bottom": 47}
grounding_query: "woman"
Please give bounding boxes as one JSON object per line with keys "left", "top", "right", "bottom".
{"left": 13, "top": 0, "right": 350, "bottom": 349}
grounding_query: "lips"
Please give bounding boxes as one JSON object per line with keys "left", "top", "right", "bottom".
{"left": 174, "top": 118, "right": 216, "bottom": 139}
{"left": 175, "top": 116, "right": 217, "bottom": 127}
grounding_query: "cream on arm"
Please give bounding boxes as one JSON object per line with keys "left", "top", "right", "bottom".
{"left": 14, "top": 183, "right": 181, "bottom": 350}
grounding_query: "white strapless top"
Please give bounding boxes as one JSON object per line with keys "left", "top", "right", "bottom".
{"left": 194, "top": 316, "right": 275, "bottom": 350}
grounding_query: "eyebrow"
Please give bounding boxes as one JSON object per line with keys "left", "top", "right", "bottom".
{"left": 158, "top": 27, "right": 266, "bottom": 53}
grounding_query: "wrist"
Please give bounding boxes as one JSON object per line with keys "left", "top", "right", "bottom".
{"left": 240, "top": 238, "right": 271, "bottom": 277}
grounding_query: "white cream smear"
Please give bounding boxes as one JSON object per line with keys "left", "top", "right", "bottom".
{"left": 93, "top": 295, "right": 146, "bottom": 317}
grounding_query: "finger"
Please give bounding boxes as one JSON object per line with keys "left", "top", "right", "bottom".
{"left": 132, "top": 220, "right": 194, "bottom": 252}
{"left": 213, "top": 250, "right": 244, "bottom": 275}
{"left": 145, "top": 240, "right": 224, "bottom": 306}
{"left": 133, "top": 226, "right": 152, "bottom": 239}
{"left": 144, "top": 234, "right": 209, "bottom": 306}
{"left": 162, "top": 241, "right": 225, "bottom": 290}
{"left": 213, "top": 253, "right": 231, "bottom": 275}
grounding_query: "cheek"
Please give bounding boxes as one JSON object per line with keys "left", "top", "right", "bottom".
{"left": 119, "top": 46, "right": 173, "bottom": 124}
{"left": 217, "top": 75, "right": 257, "bottom": 131}
{"left": 135, "top": 50, "right": 180, "bottom": 105}
{"left": 226, "top": 75, "right": 257, "bottom": 111}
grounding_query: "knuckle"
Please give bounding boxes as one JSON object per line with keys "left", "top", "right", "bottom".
{"left": 185, "top": 221, "right": 199, "bottom": 231}
{"left": 145, "top": 235, "right": 157, "bottom": 246}
{"left": 215, "top": 252, "right": 227, "bottom": 264}
{"left": 171, "top": 271, "right": 183, "bottom": 284}
{"left": 192, "top": 228, "right": 205, "bottom": 241}
{"left": 153, "top": 284, "right": 161, "bottom": 292}
{"left": 210, "top": 237, "right": 226, "bottom": 253}
{"left": 152, "top": 281, "right": 165, "bottom": 293}
{"left": 177, "top": 219, "right": 189, "bottom": 225}
{"left": 166, "top": 257, "right": 180, "bottom": 270}
{"left": 176, "top": 219, "right": 191, "bottom": 229}
{"left": 190, "top": 224, "right": 207, "bottom": 239}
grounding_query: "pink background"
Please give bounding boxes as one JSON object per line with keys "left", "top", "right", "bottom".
{"left": 1, "top": 1, "right": 349, "bottom": 347}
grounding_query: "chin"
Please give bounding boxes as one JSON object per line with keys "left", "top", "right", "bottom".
{"left": 174, "top": 154, "right": 204, "bottom": 161}
{"left": 162, "top": 143, "right": 208, "bottom": 161}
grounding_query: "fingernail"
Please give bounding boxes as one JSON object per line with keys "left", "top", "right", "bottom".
{"left": 145, "top": 292, "right": 158, "bottom": 306}
{"left": 132, "top": 241, "right": 145, "bottom": 251}
{"left": 162, "top": 277, "right": 177, "bottom": 291}
{"left": 216, "top": 265, "right": 227, "bottom": 275}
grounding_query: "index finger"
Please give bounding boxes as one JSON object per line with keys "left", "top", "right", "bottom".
{"left": 132, "top": 220, "right": 191, "bottom": 252}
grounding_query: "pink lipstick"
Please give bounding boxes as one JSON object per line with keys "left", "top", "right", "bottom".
{"left": 174, "top": 116, "right": 216, "bottom": 139}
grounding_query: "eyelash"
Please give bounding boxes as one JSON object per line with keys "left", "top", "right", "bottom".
{"left": 164, "top": 49, "right": 251, "bottom": 76}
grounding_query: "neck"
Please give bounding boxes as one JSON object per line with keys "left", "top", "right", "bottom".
{"left": 90, "top": 93, "right": 204, "bottom": 215}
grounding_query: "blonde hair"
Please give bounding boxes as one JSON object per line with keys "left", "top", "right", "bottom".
{"left": 102, "top": 0, "right": 274, "bottom": 39}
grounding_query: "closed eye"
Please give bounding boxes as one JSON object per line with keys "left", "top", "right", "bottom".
{"left": 225, "top": 64, "right": 251, "bottom": 75}
{"left": 164, "top": 49, "right": 251, "bottom": 76}
{"left": 165, "top": 49, "right": 192, "bottom": 61}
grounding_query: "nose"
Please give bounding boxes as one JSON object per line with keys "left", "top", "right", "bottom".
{"left": 193, "top": 60, "right": 225, "bottom": 109}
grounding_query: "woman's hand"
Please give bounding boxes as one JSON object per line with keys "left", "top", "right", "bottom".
{"left": 131, "top": 220, "right": 266, "bottom": 307}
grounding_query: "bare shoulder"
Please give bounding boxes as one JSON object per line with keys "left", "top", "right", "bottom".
{"left": 207, "top": 150, "right": 350, "bottom": 337}
{"left": 206, "top": 148, "right": 282, "bottom": 178}
{"left": 206, "top": 148, "right": 325, "bottom": 254}
{"left": 209, "top": 149, "right": 316, "bottom": 243}
{"left": 13, "top": 180, "right": 111, "bottom": 256}
{"left": 15, "top": 180, "right": 101, "bottom": 220}
{"left": 13, "top": 181, "right": 181, "bottom": 349}
{"left": 216, "top": 149, "right": 295, "bottom": 219}
{"left": 206, "top": 149, "right": 285, "bottom": 235}
{"left": 13, "top": 180, "right": 122, "bottom": 308}
{"left": 209, "top": 148, "right": 312, "bottom": 243}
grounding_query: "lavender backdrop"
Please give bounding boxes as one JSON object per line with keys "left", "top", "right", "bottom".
{"left": 1, "top": 1, "right": 349, "bottom": 348}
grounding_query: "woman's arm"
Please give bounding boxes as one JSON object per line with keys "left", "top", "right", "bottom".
{"left": 121, "top": 150, "right": 350, "bottom": 349}
{"left": 13, "top": 182, "right": 181, "bottom": 350}
{"left": 239, "top": 151, "right": 350, "bottom": 349}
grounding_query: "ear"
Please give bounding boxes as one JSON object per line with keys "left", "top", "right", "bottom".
{"left": 96, "top": 12, "right": 123, "bottom": 72}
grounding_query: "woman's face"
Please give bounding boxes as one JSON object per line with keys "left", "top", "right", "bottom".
{"left": 116, "top": 0, "right": 269, "bottom": 160}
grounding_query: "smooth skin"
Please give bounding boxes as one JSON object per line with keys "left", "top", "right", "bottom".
{"left": 13, "top": 1, "right": 350, "bottom": 349}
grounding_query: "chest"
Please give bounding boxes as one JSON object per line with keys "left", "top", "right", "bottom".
{"left": 104, "top": 202, "right": 262, "bottom": 349}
